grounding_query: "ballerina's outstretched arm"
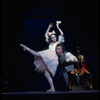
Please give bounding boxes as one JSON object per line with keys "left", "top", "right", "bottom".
{"left": 45, "top": 23, "right": 53, "bottom": 39}
{"left": 20, "top": 44, "right": 40, "bottom": 56}
{"left": 56, "top": 21, "right": 64, "bottom": 36}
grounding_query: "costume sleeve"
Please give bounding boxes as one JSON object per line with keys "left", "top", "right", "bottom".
{"left": 58, "top": 35, "right": 65, "bottom": 43}
{"left": 80, "top": 55, "right": 84, "bottom": 63}
{"left": 65, "top": 52, "right": 78, "bottom": 62}
{"left": 45, "top": 38, "right": 49, "bottom": 43}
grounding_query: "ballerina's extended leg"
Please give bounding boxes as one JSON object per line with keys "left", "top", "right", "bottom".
{"left": 20, "top": 44, "right": 55, "bottom": 92}
{"left": 20, "top": 44, "right": 40, "bottom": 56}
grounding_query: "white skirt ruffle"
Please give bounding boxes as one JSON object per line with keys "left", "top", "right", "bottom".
{"left": 33, "top": 49, "right": 59, "bottom": 77}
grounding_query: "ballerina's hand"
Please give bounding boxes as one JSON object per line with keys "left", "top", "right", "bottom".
{"left": 20, "top": 44, "right": 29, "bottom": 51}
{"left": 56, "top": 21, "right": 61, "bottom": 27}
{"left": 49, "top": 23, "right": 53, "bottom": 28}
{"left": 56, "top": 20, "right": 61, "bottom": 24}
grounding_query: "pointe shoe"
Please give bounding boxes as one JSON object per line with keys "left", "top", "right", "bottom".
{"left": 20, "top": 44, "right": 25, "bottom": 47}
{"left": 20, "top": 44, "right": 29, "bottom": 51}
{"left": 46, "top": 88, "right": 55, "bottom": 92}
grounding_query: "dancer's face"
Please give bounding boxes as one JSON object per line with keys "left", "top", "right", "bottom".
{"left": 76, "top": 49, "right": 80, "bottom": 54}
{"left": 56, "top": 46, "right": 63, "bottom": 56}
{"left": 51, "top": 35, "right": 57, "bottom": 42}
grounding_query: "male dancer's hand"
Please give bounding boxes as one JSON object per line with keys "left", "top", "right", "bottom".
{"left": 65, "top": 58, "right": 71, "bottom": 63}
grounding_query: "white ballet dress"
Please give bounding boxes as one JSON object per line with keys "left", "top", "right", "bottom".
{"left": 33, "top": 35, "right": 65, "bottom": 77}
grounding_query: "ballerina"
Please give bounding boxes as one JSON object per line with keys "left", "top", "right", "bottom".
{"left": 20, "top": 21, "right": 65, "bottom": 92}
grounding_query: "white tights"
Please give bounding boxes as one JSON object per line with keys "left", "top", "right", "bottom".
{"left": 44, "top": 70, "right": 55, "bottom": 92}
{"left": 20, "top": 44, "right": 40, "bottom": 56}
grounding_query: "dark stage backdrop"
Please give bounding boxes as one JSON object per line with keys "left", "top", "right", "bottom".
{"left": 1, "top": 0, "right": 99, "bottom": 92}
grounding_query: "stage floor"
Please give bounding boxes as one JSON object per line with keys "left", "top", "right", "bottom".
{"left": 1, "top": 90, "right": 99, "bottom": 100}
{"left": 1, "top": 90, "right": 99, "bottom": 95}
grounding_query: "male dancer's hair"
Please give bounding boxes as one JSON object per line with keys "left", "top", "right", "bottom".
{"left": 56, "top": 43, "right": 66, "bottom": 53}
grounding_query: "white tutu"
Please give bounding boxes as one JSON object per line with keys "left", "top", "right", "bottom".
{"left": 33, "top": 49, "right": 59, "bottom": 77}
{"left": 34, "top": 35, "right": 64, "bottom": 77}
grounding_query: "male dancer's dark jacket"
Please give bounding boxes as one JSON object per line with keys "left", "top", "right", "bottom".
{"left": 54, "top": 51, "right": 78, "bottom": 91}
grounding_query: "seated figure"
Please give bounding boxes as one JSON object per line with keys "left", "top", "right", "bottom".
{"left": 69, "top": 46, "right": 93, "bottom": 90}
